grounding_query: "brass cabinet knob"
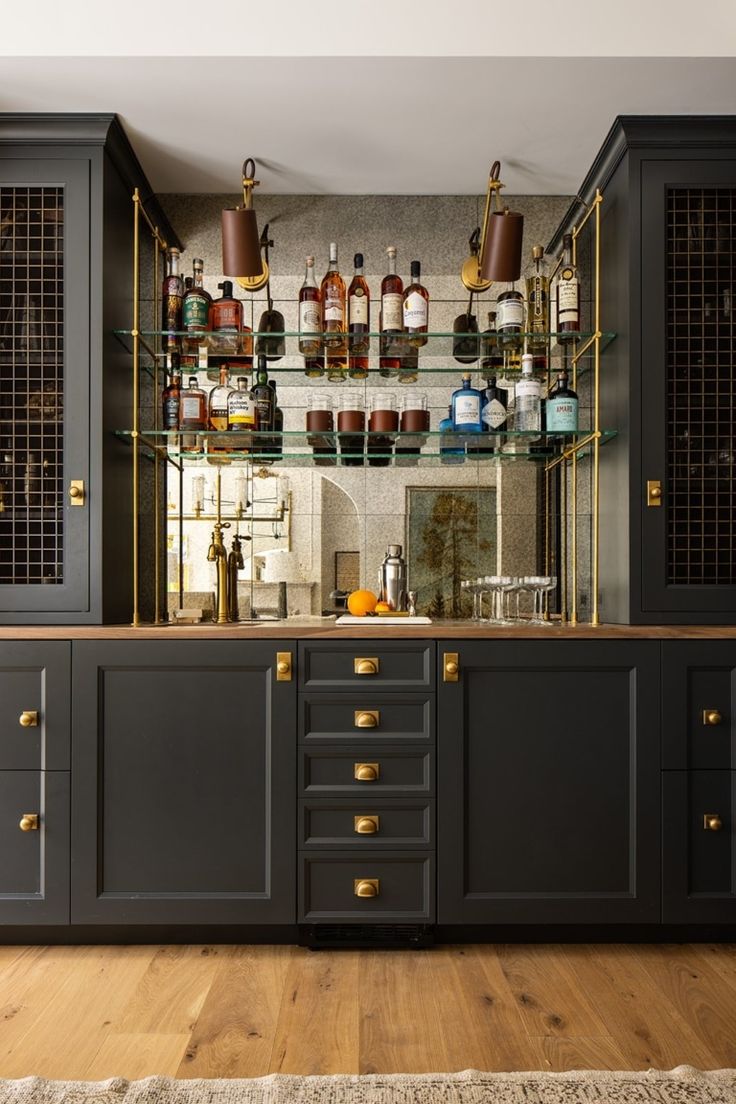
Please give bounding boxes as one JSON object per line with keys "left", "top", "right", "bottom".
{"left": 354, "top": 658, "right": 379, "bottom": 676}
{"left": 354, "top": 762, "right": 379, "bottom": 782}
{"left": 354, "top": 710, "right": 379, "bottom": 729}
{"left": 276, "top": 652, "right": 292, "bottom": 681}
{"left": 647, "top": 480, "right": 663, "bottom": 507}
{"left": 354, "top": 815, "right": 379, "bottom": 835}
{"left": 703, "top": 709, "right": 723, "bottom": 726}
{"left": 446, "top": 661, "right": 458, "bottom": 675}
{"left": 68, "top": 479, "right": 85, "bottom": 506}
{"left": 704, "top": 813, "right": 723, "bottom": 832}
{"left": 354, "top": 878, "right": 379, "bottom": 898}
{"left": 19, "top": 711, "right": 38, "bottom": 728}
{"left": 443, "top": 652, "right": 460, "bottom": 681}
{"left": 19, "top": 814, "right": 39, "bottom": 832}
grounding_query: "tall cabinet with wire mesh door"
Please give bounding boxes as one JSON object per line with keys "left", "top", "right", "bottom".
{"left": 549, "top": 115, "right": 736, "bottom": 624}
{"left": 0, "top": 114, "right": 179, "bottom": 623}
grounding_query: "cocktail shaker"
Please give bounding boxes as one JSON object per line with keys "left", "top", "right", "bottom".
{"left": 379, "top": 544, "right": 408, "bottom": 612}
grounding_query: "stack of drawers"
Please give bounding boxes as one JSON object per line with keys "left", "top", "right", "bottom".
{"left": 298, "top": 640, "right": 436, "bottom": 935}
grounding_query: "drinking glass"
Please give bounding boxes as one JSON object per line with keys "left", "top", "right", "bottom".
{"left": 523, "top": 576, "right": 556, "bottom": 625}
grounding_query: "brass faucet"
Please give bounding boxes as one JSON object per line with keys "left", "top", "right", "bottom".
{"left": 207, "top": 520, "right": 231, "bottom": 624}
{"left": 227, "top": 533, "right": 245, "bottom": 622}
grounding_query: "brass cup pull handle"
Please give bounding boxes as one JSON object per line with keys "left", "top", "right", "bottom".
{"left": 19, "top": 814, "right": 39, "bottom": 832}
{"left": 354, "top": 878, "right": 380, "bottom": 898}
{"left": 354, "top": 762, "right": 379, "bottom": 782}
{"left": 19, "top": 711, "right": 38, "bottom": 728}
{"left": 704, "top": 813, "right": 723, "bottom": 832}
{"left": 354, "top": 710, "right": 379, "bottom": 729}
{"left": 354, "top": 815, "right": 379, "bottom": 835}
{"left": 355, "top": 658, "right": 379, "bottom": 676}
{"left": 703, "top": 709, "right": 723, "bottom": 726}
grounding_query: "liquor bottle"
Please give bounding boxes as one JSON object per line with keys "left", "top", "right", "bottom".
{"left": 480, "top": 312, "right": 504, "bottom": 376}
{"left": 299, "top": 255, "right": 321, "bottom": 357}
{"left": 403, "top": 260, "right": 429, "bottom": 347}
{"left": 439, "top": 405, "right": 464, "bottom": 465}
{"left": 321, "top": 242, "right": 347, "bottom": 351}
{"left": 348, "top": 353, "right": 369, "bottom": 380}
{"left": 525, "top": 245, "right": 549, "bottom": 351}
{"left": 514, "top": 353, "right": 541, "bottom": 438}
{"left": 348, "top": 252, "right": 370, "bottom": 353}
{"left": 398, "top": 344, "right": 419, "bottom": 384}
{"left": 496, "top": 286, "right": 524, "bottom": 351}
{"left": 326, "top": 350, "right": 347, "bottom": 383}
{"left": 182, "top": 258, "right": 212, "bottom": 352}
{"left": 227, "top": 376, "right": 256, "bottom": 455}
{"left": 209, "top": 280, "right": 243, "bottom": 355}
{"left": 380, "top": 246, "right": 404, "bottom": 376}
{"left": 451, "top": 373, "right": 483, "bottom": 433}
{"left": 481, "top": 377, "right": 508, "bottom": 435}
{"left": 546, "top": 370, "right": 579, "bottom": 433}
{"left": 208, "top": 365, "right": 234, "bottom": 454}
{"left": 304, "top": 354, "right": 325, "bottom": 379}
{"left": 267, "top": 377, "right": 284, "bottom": 459}
{"left": 252, "top": 355, "right": 274, "bottom": 455}
{"left": 556, "top": 233, "right": 580, "bottom": 344}
{"left": 161, "top": 247, "right": 183, "bottom": 352}
{"left": 179, "top": 375, "right": 207, "bottom": 453}
{"left": 162, "top": 354, "right": 182, "bottom": 430}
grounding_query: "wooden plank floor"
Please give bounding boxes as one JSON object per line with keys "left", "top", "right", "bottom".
{"left": 0, "top": 944, "right": 734, "bottom": 1080}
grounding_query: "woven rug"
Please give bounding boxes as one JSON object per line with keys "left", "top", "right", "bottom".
{"left": 0, "top": 1067, "right": 734, "bottom": 1104}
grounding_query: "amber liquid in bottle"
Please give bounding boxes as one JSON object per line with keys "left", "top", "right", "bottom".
{"left": 380, "top": 245, "right": 403, "bottom": 377}
{"left": 179, "top": 375, "right": 207, "bottom": 453}
{"left": 348, "top": 252, "right": 370, "bottom": 354}
{"left": 321, "top": 242, "right": 347, "bottom": 353}
{"left": 299, "top": 255, "right": 322, "bottom": 357}
{"left": 208, "top": 365, "right": 234, "bottom": 454}
{"left": 181, "top": 258, "right": 212, "bottom": 355}
{"left": 161, "top": 248, "right": 183, "bottom": 353}
{"left": 162, "top": 357, "right": 181, "bottom": 430}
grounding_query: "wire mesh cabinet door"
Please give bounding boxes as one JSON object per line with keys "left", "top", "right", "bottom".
{"left": 641, "top": 159, "right": 736, "bottom": 619}
{"left": 0, "top": 159, "right": 89, "bottom": 615}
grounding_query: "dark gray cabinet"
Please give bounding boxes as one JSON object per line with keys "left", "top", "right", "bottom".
{"left": 71, "top": 640, "right": 296, "bottom": 924}
{"left": 662, "top": 641, "right": 736, "bottom": 769}
{"left": 438, "top": 640, "right": 661, "bottom": 924}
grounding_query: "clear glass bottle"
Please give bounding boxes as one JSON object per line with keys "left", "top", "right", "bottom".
{"left": 380, "top": 246, "right": 403, "bottom": 376}
{"left": 179, "top": 375, "right": 207, "bottom": 453}
{"left": 227, "top": 376, "right": 256, "bottom": 455}
{"left": 299, "top": 255, "right": 322, "bottom": 357}
{"left": 321, "top": 242, "right": 347, "bottom": 352}
{"left": 556, "top": 233, "right": 580, "bottom": 344}
{"left": 208, "top": 365, "right": 235, "bottom": 454}
{"left": 403, "top": 260, "right": 429, "bottom": 347}
{"left": 209, "top": 280, "right": 243, "bottom": 355}
{"left": 348, "top": 252, "right": 370, "bottom": 353}
{"left": 513, "top": 353, "right": 541, "bottom": 438}
{"left": 161, "top": 247, "right": 183, "bottom": 353}
{"left": 525, "top": 245, "right": 549, "bottom": 351}
{"left": 182, "top": 258, "right": 212, "bottom": 352}
{"left": 439, "top": 404, "right": 464, "bottom": 465}
{"left": 451, "top": 373, "right": 483, "bottom": 433}
{"left": 545, "top": 370, "right": 579, "bottom": 433}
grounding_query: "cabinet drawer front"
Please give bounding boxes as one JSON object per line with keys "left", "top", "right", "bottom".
{"left": 300, "top": 694, "right": 433, "bottom": 744}
{"left": 663, "top": 769, "right": 736, "bottom": 924}
{"left": 300, "top": 853, "right": 434, "bottom": 922}
{"left": 662, "top": 643, "right": 736, "bottom": 769}
{"left": 300, "top": 799, "right": 434, "bottom": 848}
{"left": 298, "top": 642, "right": 434, "bottom": 691}
{"left": 301, "top": 747, "right": 433, "bottom": 795}
{"left": 0, "top": 770, "right": 69, "bottom": 924}
{"left": 0, "top": 642, "right": 70, "bottom": 770}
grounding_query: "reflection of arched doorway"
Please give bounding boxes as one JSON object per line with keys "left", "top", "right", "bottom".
{"left": 319, "top": 476, "right": 361, "bottom": 611}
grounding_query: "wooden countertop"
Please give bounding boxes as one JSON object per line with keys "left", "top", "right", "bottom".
{"left": 2, "top": 619, "right": 736, "bottom": 639}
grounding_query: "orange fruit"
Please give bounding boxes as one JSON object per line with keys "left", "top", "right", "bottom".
{"left": 347, "top": 589, "right": 378, "bottom": 616}
{"left": 374, "top": 600, "right": 392, "bottom": 612}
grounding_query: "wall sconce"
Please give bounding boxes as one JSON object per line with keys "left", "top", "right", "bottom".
{"left": 222, "top": 158, "right": 267, "bottom": 285}
{"left": 461, "top": 161, "right": 524, "bottom": 292}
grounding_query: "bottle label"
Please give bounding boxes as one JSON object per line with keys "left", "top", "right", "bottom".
{"left": 324, "top": 296, "right": 344, "bottom": 324}
{"left": 256, "top": 399, "right": 273, "bottom": 428}
{"left": 382, "top": 292, "right": 403, "bottom": 331}
{"left": 163, "top": 396, "right": 180, "bottom": 428}
{"left": 496, "top": 297, "right": 524, "bottom": 329}
{"left": 515, "top": 378, "right": 541, "bottom": 401}
{"left": 213, "top": 302, "right": 241, "bottom": 331}
{"left": 300, "top": 301, "right": 321, "bottom": 333}
{"left": 162, "top": 295, "right": 182, "bottom": 332}
{"left": 349, "top": 292, "right": 369, "bottom": 326}
{"left": 181, "top": 396, "right": 202, "bottom": 421}
{"left": 526, "top": 277, "right": 548, "bottom": 326}
{"left": 482, "top": 398, "right": 507, "bottom": 429}
{"left": 557, "top": 277, "right": 579, "bottom": 322}
{"left": 403, "top": 291, "right": 428, "bottom": 329}
{"left": 229, "top": 395, "right": 256, "bottom": 427}
{"left": 182, "top": 293, "right": 210, "bottom": 329}
{"left": 454, "top": 394, "right": 481, "bottom": 426}
{"left": 546, "top": 397, "right": 579, "bottom": 432}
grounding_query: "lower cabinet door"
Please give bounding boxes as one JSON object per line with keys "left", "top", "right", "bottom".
{"left": 300, "top": 852, "right": 434, "bottom": 922}
{"left": 438, "top": 641, "right": 661, "bottom": 924}
{"left": 71, "top": 641, "right": 296, "bottom": 924}
{"left": 0, "top": 771, "right": 69, "bottom": 924}
{"left": 663, "top": 770, "right": 736, "bottom": 923}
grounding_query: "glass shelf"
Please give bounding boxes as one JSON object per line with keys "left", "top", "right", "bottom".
{"left": 114, "top": 427, "right": 617, "bottom": 467}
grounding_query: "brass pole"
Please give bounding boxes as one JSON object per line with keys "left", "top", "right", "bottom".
{"left": 592, "top": 189, "right": 603, "bottom": 626}
{"left": 131, "top": 189, "right": 141, "bottom": 627}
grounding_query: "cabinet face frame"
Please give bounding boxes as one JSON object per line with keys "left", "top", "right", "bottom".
{"left": 0, "top": 769, "right": 69, "bottom": 924}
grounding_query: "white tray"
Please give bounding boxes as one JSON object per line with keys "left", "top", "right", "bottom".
{"left": 335, "top": 615, "right": 432, "bottom": 626}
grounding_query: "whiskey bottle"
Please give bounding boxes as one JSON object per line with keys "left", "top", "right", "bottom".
{"left": 161, "top": 247, "right": 183, "bottom": 352}
{"left": 403, "top": 260, "right": 429, "bottom": 347}
{"left": 380, "top": 246, "right": 404, "bottom": 377}
{"left": 321, "top": 242, "right": 347, "bottom": 351}
{"left": 208, "top": 365, "right": 234, "bottom": 454}
{"left": 267, "top": 377, "right": 284, "bottom": 459}
{"left": 227, "top": 376, "right": 256, "bottom": 455}
{"left": 496, "top": 286, "right": 524, "bottom": 351}
{"left": 348, "top": 252, "right": 370, "bottom": 353}
{"left": 545, "top": 370, "right": 579, "bottom": 433}
{"left": 252, "top": 355, "right": 275, "bottom": 456}
{"left": 209, "top": 280, "right": 243, "bottom": 355}
{"left": 182, "top": 259, "right": 212, "bottom": 353}
{"left": 556, "top": 233, "right": 580, "bottom": 344}
{"left": 348, "top": 353, "right": 369, "bottom": 380}
{"left": 299, "top": 255, "right": 322, "bottom": 357}
{"left": 162, "top": 354, "right": 182, "bottom": 429}
{"left": 179, "top": 375, "right": 207, "bottom": 453}
{"left": 481, "top": 312, "right": 504, "bottom": 376}
{"left": 525, "top": 245, "right": 549, "bottom": 351}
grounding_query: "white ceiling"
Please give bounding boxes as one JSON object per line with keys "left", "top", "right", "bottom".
{"left": 2, "top": 56, "right": 736, "bottom": 195}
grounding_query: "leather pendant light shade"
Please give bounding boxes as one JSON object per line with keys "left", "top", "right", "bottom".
{"left": 222, "top": 207, "right": 263, "bottom": 278}
{"left": 480, "top": 209, "right": 524, "bottom": 283}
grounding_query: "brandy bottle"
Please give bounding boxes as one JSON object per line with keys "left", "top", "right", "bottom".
{"left": 403, "top": 260, "right": 429, "bottom": 347}
{"left": 380, "top": 246, "right": 404, "bottom": 377}
{"left": 321, "top": 242, "right": 347, "bottom": 352}
{"left": 348, "top": 252, "right": 370, "bottom": 353}
{"left": 299, "top": 255, "right": 322, "bottom": 357}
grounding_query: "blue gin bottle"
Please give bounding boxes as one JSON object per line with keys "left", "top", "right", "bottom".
{"left": 451, "top": 373, "right": 483, "bottom": 432}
